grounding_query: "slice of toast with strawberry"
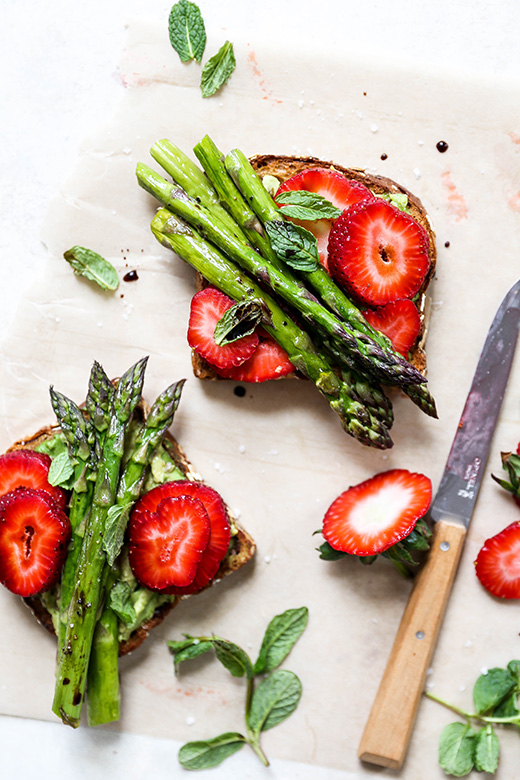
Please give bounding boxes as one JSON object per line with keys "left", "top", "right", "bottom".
{"left": 3, "top": 399, "right": 255, "bottom": 658}
{"left": 190, "top": 154, "right": 435, "bottom": 383}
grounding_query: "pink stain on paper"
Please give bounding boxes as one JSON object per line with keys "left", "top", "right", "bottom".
{"left": 441, "top": 171, "right": 469, "bottom": 221}
{"left": 508, "top": 192, "right": 520, "bottom": 212}
{"left": 509, "top": 131, "right": 520, "bottom": 145}
{"left": 247, "top": 46, "right": 283, "bottom": 103}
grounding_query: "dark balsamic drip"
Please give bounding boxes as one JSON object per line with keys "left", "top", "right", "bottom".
{"left": 444, "top": 241, "right": 450, "bottom": 248}
{"left": 123, "top": 270, "right": 139, "bottom": 282}
{"left": 436, "top": 140, "right": 449, "bottom": 153}
{"left": 380, "top": 153, "right": 388, "bottom": 161}
{"left": 233, "top": 385, "right": 246, "bottom": 397}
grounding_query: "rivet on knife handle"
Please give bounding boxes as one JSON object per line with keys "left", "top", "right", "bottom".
{"left": 357, "top": 519, "right": 466, "bottom": 769}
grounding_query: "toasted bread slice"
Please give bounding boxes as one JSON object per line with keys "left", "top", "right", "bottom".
{"left": 191, "top": 154, "right": 436, "bottom": 381}
{"left": 9, "top": 411, "right": 255, "bottom": 656}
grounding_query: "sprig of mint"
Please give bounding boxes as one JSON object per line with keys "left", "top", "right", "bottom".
{"left": 168, "top": 606, "right": 308, "bottom": 769}
{"left": 426, "top": 660, "right": 520, "bottom": 777}
{"left": 275, "top": 190, "right": 342, "bottom": 221}
{"left": 168, "top": 2, "right": 236, "bottom": 98}
{"left": 265, "top": 221, "right": 319, "bottom": 272}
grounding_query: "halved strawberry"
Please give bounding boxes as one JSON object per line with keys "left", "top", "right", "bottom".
{"left": 327, "top": 198, "right": 431, "bottom": 306}
{"left": 215, "top": 335, "right": 294, "bottom": 382}
{"left": 0, "top": 450, "right": 67, "bottom": 509}
{"left": 363, "top": 299, "right": 421, "bottom": 357}
{"left": 188, "top": 287, "right": 259, "bottom": 369}
{"left": 0, "top": 488, "right": 71, "bottom": 596}
{"left": 322, "top": 469, "right": 432, "bottom": 556}
{"left": 275, "top": 168, "right": 373, "bottom": 271}
{"left": 130, "top": 480, "right": 231, "bottom": 594}
{"left": 475, "top": 522, "right": 520, "bottom": 599}
{"left": 128, "top": 495, "right": 211, "bottom": 591}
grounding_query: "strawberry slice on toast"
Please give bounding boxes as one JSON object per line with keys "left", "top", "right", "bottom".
{"left": 130, "top": 480, "right": 231, "bottom": 594}
{"left": 475, "top": 522, "right": 520, "bottom": 599}
{"left": 215, "top": 333, "right": 295, "bottom": 382}
{"left": 128, "top": 495, "right": 211, "bottom": 591}
{"left": 0, "top": 450, "right": 67, "bottom": 509}
{"left": 363, "top": 299, "right": 422, "bottom": 358}
{"left": 0, "top": 488, "right": 71, "bottom": 596}
{"left": 275, "top": 168, "right": 373, "bottom": 271}
{"left": 327, "top": 198, "right": 431, "bottom": 306}
{"left": 322, "top": 469, "right": 432, "bottom": 556}
{"left": 188, "top": 287, "right": 259, "bottom": 369}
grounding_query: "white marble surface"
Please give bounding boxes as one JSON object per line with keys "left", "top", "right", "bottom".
{"left": 1, "top": 1, "right": 520, "bottom": 778}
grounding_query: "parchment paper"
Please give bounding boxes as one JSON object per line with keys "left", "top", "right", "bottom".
{"left": 1, "top": 18, "right": 520, "bottom": 777}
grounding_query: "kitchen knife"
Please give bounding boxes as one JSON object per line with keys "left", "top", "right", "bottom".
{"left": 358, "top": 278, "right": 520, "bottom": 769}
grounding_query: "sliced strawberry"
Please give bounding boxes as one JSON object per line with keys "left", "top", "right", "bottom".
{"left": 215, "top": 335, "right": 294, "bottom": 382}
{"left": 131, "top": 480, "right": 231, "bottom": 594}
{"left": 0, "top": 450, "right": 67, "bottom": 509}
{"left": 0, "top": 488, "right": 71, "bottom": 596}
{"left": 322, "top": 469, "right": 432, "bottom": 556}
{"left": 188, "top": 287, "right": 259, "bottom": 370}
{"left": 128, "top": 495, "right": 211, "bottom": 591}
{"left": 327, "top": 198, "right": 431, "bottom": 306}
{"left": 275, "top": 168, "right": 373, "bottom": 271}
{"left": 475, "top": 522, "right": 520, "bottom": 599}
{"left": 363, "top": 299, "right": 421, "bottom": 357}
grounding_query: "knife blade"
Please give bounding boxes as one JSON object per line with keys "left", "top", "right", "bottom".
{"left": 358, "top": 279, "right": 520, "bottom": 770}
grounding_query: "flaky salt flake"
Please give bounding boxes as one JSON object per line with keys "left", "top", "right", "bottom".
{"left": 186, "top": 716, "right": 196, "bottom": 726}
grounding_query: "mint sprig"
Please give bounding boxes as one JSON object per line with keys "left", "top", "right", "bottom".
{"left": 265, "top": 220, "right": 319, "bottom": 272}
{"left": 426, "top": 661, "right": 520, "bottom": 777}
{"left": 63, "top": 246, "right": 119, "bottom": 291}
{"left": 168, "top": 0, "right": 206, "bottom": 63}
{"left": 168, "top": 606, "right": 308, "bottom": 769}
{"left": 213, "top": 299, "right": 265, "bottom": 346}
{"left": 276, "top": 190, "right": 342, "bottom": 221}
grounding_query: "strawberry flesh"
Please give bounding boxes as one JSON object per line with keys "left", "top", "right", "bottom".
{"left": 363, "top": 299, "right": 421, "bottom": 357}
{"left": 128, "top": 495, "right": 211, "bottom": 591}
{"left": 0, "top": 488, "right": 71, "bottom": 596}
{"left": 322, "top": 469, "right": 432, "bottom": 556}
{"left": 275, "top": 168, "right": 373, "bottom": 271}
{"left": 0, "top": 450, "right": 67, "bottom": 509}
{"left": 188, "top": 287, "right": 259, "bottom": 369}
{"left": 327, "top": 198, "right": 431, "bottom": 306}
{"left": 215, "top": 334, "right": 294, "bottom": 382}
{"left": 475, "top": 521, "right": 520, "bottom": 599}
{"left": 131, "top": 480, "right": 231, "bottom": 594}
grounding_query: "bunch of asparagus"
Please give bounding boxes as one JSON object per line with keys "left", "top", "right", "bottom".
{"left": 48, "top": 358, "right": 185, "bottom": 727}
{"left": 137, "top": 136, "right": 437, "bottom": 450}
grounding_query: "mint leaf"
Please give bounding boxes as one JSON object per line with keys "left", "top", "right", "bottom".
{"left": 179, "top": 733, "right": 246, "bottom": 769}
{"left": 103, "top": 504, "right": 131, "bottom": 566}
{"left": 438, "top": 722, "right": 476, "bottom": 777}
{"left": 265, "top": 220, "right": 319, "bottom": 271}
{"left": 108, "top": 581, "right": 137, "bottom": 625}
{"left": 200, "top": 41, "right": 236, "bottom": 98}
{"left": 473, "top": 667, "right": 517, "bottom": 714}
{"left": 47, "top": 450, "right": 75, "bottom": 489}
{"left": 276, "top": 190, "right": 342, "bottom": 221}
{"left": 168, "top": 0, "right": 206, "bottom": 63}
{"left": 64, "top": 246, "right": 119, "bottom": 291}
{"left": 474, "top": 725, "right": 500, "bottom": 773}
{"left": 167, "top": 636, "right": 215, "bottom": 673}
{"left": 254, "top": 607, "right": 308, "bottom": 675}
{"left": 248, "top": 670, "right": 302, "bottom": 733}
{"left": 213, "top": 639, "right": 253, "bottom": 679}
{"left": 214, "top": 300, "right": 264, "bottom": 346}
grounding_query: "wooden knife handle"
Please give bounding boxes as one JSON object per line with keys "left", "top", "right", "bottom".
{"left": 357, "top": 519, "right": 467, "bottom": 769}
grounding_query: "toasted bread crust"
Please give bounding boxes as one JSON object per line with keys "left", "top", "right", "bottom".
{"left": 191, "top": 154, "right": 435, "bottom": 381}
{"left": 10, "top": 419, "right": 255, "bottom": 656}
